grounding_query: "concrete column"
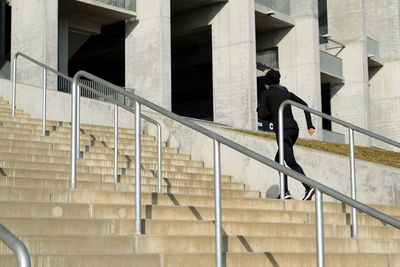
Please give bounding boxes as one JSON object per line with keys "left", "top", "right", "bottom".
{"left": 328, "top": 0, "right": 371, "bottom": 146}
{"left": 276, "top": 0, "right": 322, "bottom": 137}
{"left": 365, "top": 0, "right": 400, "bottom": 151}
{"left": 125, "top": 0, "right": 171, "bottom": 110}
{"left": 11, "top": 0, "right": 58, "bottom": 89}
{"left": 211, "top": 0, "right": 257, "bottom": 129}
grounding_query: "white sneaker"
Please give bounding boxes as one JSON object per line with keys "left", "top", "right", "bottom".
{"left": 303, "top": 188, "right": 315, "bottom": 201}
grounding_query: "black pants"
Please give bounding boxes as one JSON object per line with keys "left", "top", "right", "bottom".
{"left": 274, "top": 128, "right": 310, "bottom": 193}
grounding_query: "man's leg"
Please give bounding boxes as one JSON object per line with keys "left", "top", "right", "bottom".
{"left": 274, "top": 150, "right": 289, "bottom": 193}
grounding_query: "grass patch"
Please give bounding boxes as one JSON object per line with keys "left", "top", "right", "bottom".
{"left": 230, "top": 128, "right": 400, "bottom": 169}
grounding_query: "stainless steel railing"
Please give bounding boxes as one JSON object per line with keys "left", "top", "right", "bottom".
{"left": 278, "top": 99, "right": 400, "bottom": 266}
{"left": 11, "top": 52, "right": 162, "bottom": 189}
{"left": 0, "top": 223, "right": 31, "bottom": 267}
{"left": 70, "top": 71, "right": 400, "bottom": 267}
{"left": 11, "top": 53, "right": 400, "bottom": 267}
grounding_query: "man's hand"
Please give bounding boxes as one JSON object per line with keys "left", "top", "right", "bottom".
{"left": 308, "top": 128, "right": 315, "bottom": 136}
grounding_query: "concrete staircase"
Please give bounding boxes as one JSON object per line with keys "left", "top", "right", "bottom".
{"left": 0, "top": 97, "right": 399, "bottom": 267}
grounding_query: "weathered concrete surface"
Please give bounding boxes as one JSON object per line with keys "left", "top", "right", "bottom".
{"left": 211, "top": 0, "right": 257, "bottom": 130}
{"left": 11, "top": 0, "right": 58, "bottom": 89}
{"left": 125, "top": 0, "right": 171, "bottom": 110}
{"left": 327, "top": 0, "right": 371, "bottom": 147}
{"left": 365, "top": 0, "right": 400, "bottom": 152}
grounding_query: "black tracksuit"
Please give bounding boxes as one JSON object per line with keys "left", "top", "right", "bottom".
{"left": 258, "top": 85, "right": 314, "bottom": 193}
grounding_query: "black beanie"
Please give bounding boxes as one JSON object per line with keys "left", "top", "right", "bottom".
{"left": 264, "top": 69, "right": 281, "bottom": 85}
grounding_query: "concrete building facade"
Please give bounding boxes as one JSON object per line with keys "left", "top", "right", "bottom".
{"left": 1, "top": 0, "right": 399, "bottom": 149}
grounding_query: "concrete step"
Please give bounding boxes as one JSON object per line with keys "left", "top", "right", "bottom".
{"left": 0, "top": 166, "right": 233, "bottom": 184}
{"left": 2, "top": 188, "right": 397, "bottom": 223}
{"left": 0, "top": 254, "right": 160, "bottom": 267}
{"left": 0, "top": 217, "right": 335, "bottom": 238}
{"left": 286, "top": 200, "right": 400, "bottom": 218}
{"left": 82, "top": 203, "right": 400, "bottom": 228}
{"left": 137, "top": 219, "right": 400, "bottom": 240}
{"left": 0, "top": 144, "right": 190, "bottom": 162}
{"left": 0, "top": 181, "right": 256, "bottom": 200}
{"left": 0, "top": 252, "right": 394, "bottom": 267}
{"left": 0, "top": 133, "right": 164, "bottom": 148}
{"left": 53, "top": 142, "right": 180, "bottom": 154}
{"left": 0, "top": 116, "right": 137, "bottom": 134}
{"left": 52, "top": 125, "right": 153, "bottom": 139}
{"left": 0, "top": 125, "right": 156, "bottom": 142}
{"left": 0, "top": 109, "right": 25, "bottom": 116}
{"left": 48, "top": 129, "right": 156, "bottom": 142}
{"left": 70, "top": 191, "right": 392, "bottom": 216}
{"left": 0, "top": 201, "right": 90, "bottom": 219}
{"left": 0, "top": 115, "right": 59, "bottom": 125}
{"left": 0, "top": 151, "right": 202, "bottom": 168}
{"left": 135, "top": 235, "right": 400, "bottom": 254}
{"left": 122, "top": 219, "right": 337, "bottom": 237}
{"left": 0, "top": 235, "right": 135, "bottom": 254}
{"left": 162, "top": 252, "right": 394, "bottom": 267}
{"left": 82, "top": 147, "right": 191, "bottom": 161}
{"left": 0, "top": 138, "right": 54, "bottom": 149}
{"left": 0, "top": 112, "right": 30, "bottom": 118}
{"left": 0, "top": 175, "right": 244, "bottom": 191}
{"left": 0, "top": 217, "right": 113, "bottom": 235}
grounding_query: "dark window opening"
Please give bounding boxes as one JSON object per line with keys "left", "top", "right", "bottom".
{"left": 0, "top": 1, "right": 11, "bottom": 78}
{"left": 171, "top": 27, "right": 213, "bottom": 121}
{"left": 318, "top": 0, "right": 328, "bottom": 44}
{"left": 68, "top": 21, "right": 125, "bottom": 87}
{"left": 321, "top": 83, "right": 332, "bottom": 130}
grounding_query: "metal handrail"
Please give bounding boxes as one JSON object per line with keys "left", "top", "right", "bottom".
{"left": 320, "top": 34, "right": 346, "bottom": 57}
{"left": 11, "top": 52, "right": 162, "bottom": 189}
{"left": 278, "top": 99, "right": 400, "bottom": 266}
{"left": 0, "top": 223, "right": 31, "bottom": 267}
{"left": 70, "top": 71, "right": 400, "bottom": 267}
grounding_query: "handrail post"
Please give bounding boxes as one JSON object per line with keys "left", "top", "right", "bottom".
{"left": 157, "top": 123, "right": 162, "bottom": 193}
{"left": 76, "top": 85, "right": 81, "bottom": 157}
{"left": 135, "top": 101, "right": 142, "bottom": 234}
{"left": 70, "top": 77, "right": 78, "bottom": 189}
{"left": 0, "top": 223, "right": 31, "bottom": 267}
{"left": 315, "top": 189, "right": 325, "bottom": 267}
{"left": 349, "top": 128, "right": 358, "bottom": 237}
{"left": 42, "top": 68, "right": 47, "bottom": 136}
{"left": 278, "top": 104, "right": 285, "bottom": 199}
{"left": 213, "top": 139, "right": 223, "bottom": 267}
{"left": 114, "top": 104, "right": 119, "bottom": 184}
{"left": 11, "top": 53, "right": 17, "bottom": 117}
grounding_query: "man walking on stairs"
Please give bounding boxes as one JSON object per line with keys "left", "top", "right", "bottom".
{"left": 257, "top": 69, "right": 315, "bottom": 200}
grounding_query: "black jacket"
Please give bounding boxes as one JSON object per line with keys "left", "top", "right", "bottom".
{"left": 258, "top": 86, "right": 314, "bottom": 133}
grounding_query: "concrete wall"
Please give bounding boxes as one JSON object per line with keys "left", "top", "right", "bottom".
{"left": 11, "top": 0, "right": 58, "bottom": 89}
{"left": 211, "top": 0, "right": 258, "bottom": 130}
{"left": 327, "top": 0, "right": 371, "bottom": 146}
{"left": 125, "top": 0, "right": 171, "bottom": 110}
